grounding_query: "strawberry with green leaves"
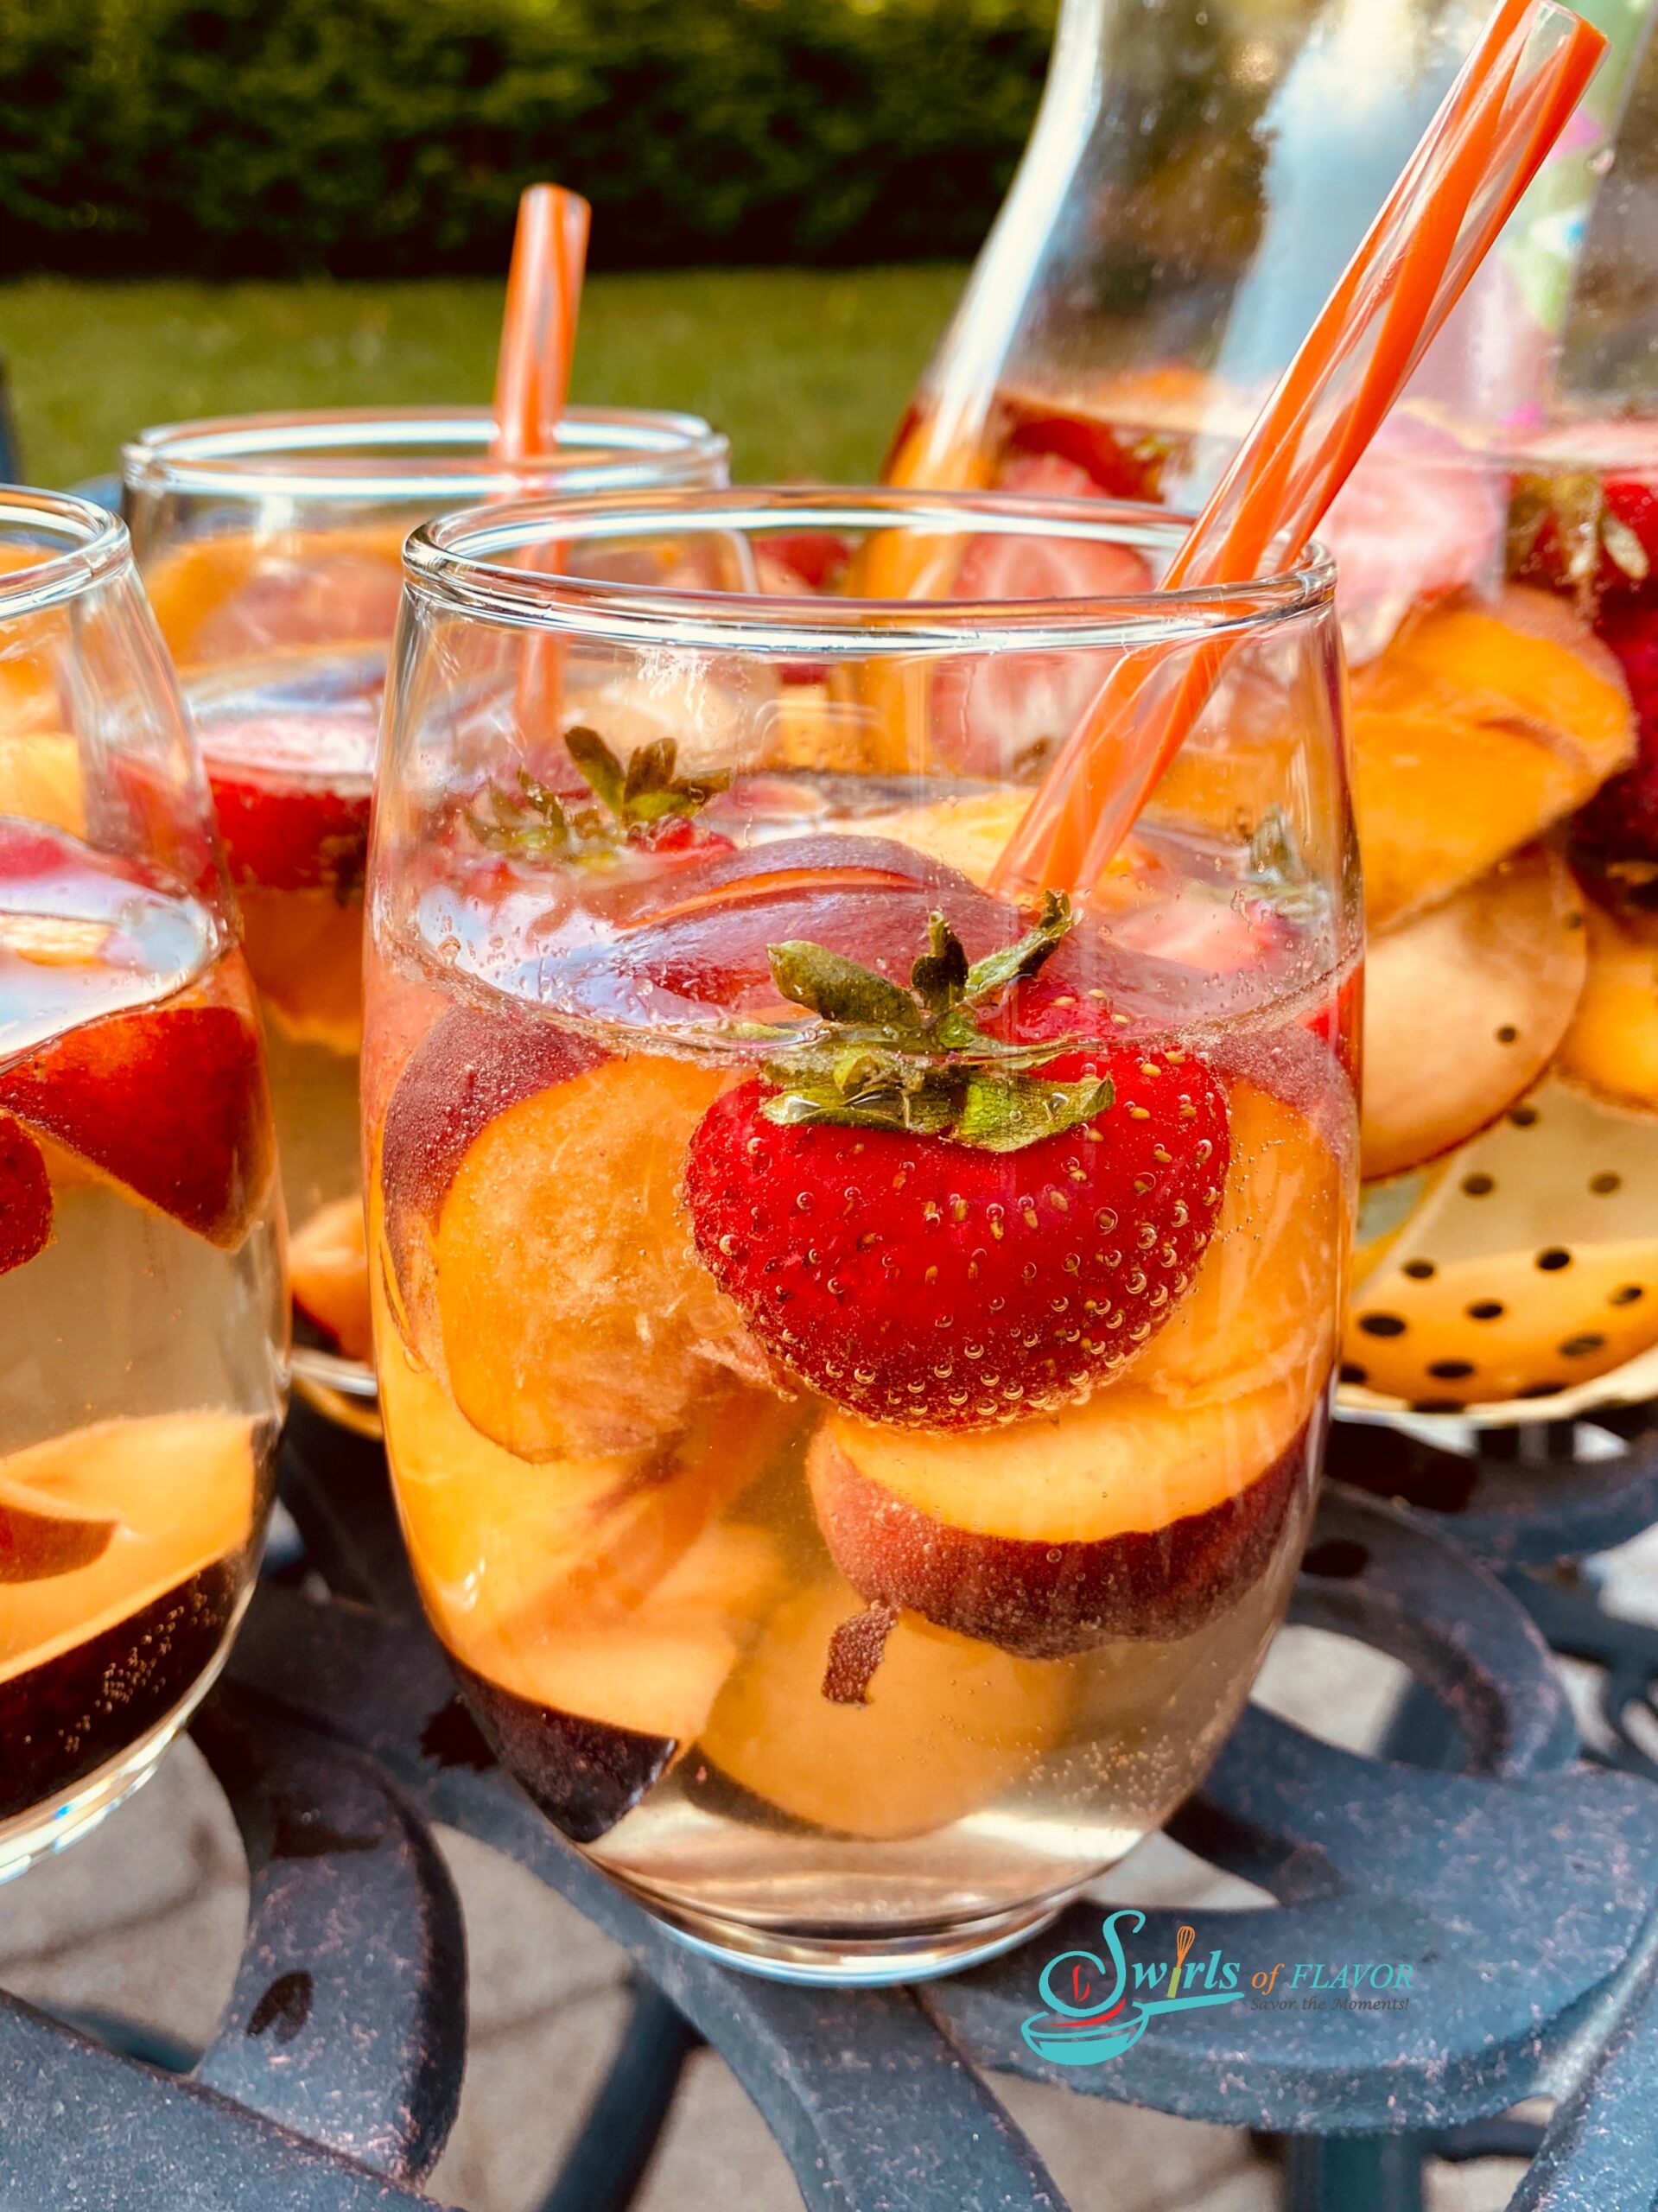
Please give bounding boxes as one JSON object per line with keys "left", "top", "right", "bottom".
{"left": 684, "top": 897, "right": 1229, "bottom": 1430}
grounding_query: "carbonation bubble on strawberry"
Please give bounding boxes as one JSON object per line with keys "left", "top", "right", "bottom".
{"left": 683, "top": 896, "right": 1229, "bottom": 1430}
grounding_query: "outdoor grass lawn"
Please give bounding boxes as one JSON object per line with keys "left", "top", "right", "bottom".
{"left": 0, "top": 266, "right": 969, "bottom": 490}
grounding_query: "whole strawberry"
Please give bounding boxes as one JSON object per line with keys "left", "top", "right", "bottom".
{"left": 1576, "top": 599, "right": 1658, "bottom": 858}
{"left": 683, "top": 899, "right": 1229, "bottom": 1430}
{"left": 1509, "top": 467, "right": 1658, "bottom": 610}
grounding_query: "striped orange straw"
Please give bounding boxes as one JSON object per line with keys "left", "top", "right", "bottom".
{"left": 992, "top": 0, "right": 1606, "bottom": 904}
{"left": 493, "top": 184, "right": 592, "bottom": 737}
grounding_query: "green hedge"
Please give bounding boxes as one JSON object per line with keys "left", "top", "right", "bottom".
{"left": 0, "top": 0, "right": 1055, "bottom": 276}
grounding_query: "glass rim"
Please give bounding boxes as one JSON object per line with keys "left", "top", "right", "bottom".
{"left": 122, "top": 404, "right": 730, "bottom": 504}
{"left": 0, "top": 486, "right": 130, "bottom": 617}
{"left": 403, "top": 486, "right": 1337, "bottom": 657}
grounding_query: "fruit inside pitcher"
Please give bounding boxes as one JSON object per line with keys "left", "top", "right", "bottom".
{"left": 893, "top": 378, "right": 1658, "bottom": 1420}
{"left": 0, "top": 810, "right": 284, "bottom": 1865}
{"left": 366, "top": 728, "right": 1354, "bottom": 1952}
{"left": 143, "top": 526, "right": 401, "bottom": 1393}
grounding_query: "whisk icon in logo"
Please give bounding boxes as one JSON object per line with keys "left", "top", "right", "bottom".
{"left": 1021, "top": 1910, "right": 1245, "bottom": 2067}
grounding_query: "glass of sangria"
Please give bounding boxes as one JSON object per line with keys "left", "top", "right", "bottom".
{"left": 123, "top": 407, "right": 728, "bottom": 1421}
{"left": 0, "top": 488, "right": 285, "bottom": 1880}
{"left": 364, "top": 485, "right": 1358, "bottom": 1981}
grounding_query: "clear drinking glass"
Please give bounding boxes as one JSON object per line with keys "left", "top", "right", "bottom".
{"left": 892, "top": 0, "right": 1658, "bottom": 1421}
{"left": 0, "top": 489, "right": 285, "bottom": 1879}
{"left": 365, "top": 486, "right": 1358, "bottom": 1982}
{"left": 124, "top": 408, "right": 729, "bottom": 1421}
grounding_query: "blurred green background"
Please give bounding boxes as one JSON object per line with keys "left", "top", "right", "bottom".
{"left": 2, "top": 266, "right": 967, "bottom": 487}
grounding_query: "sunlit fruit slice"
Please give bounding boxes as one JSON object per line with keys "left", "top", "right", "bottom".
{"left": 855, "top": 789, "right": 1034, "bottom": 888}
{"left": 0, "top": 1490, "right": 114, "bottom": 1582}
{"left": 143, "top": 527, "right": 406, "bottom": 665}
{"left": 549, "top": 834, "right": 1015, "bottom": 1027}
{"left": 0, "top": 734, "right": 84, "bottom": 838}
{"left": 809, "top": 1379, "right": 1311, "bottom": 1658}
{"left": 1361, "top": 846, "right": 1588, "bottom": 1181}
{"left": 1351, "top": 586, "right": 1634, "bottom": 928}
{"left": 0, "top": 994, "right": 271, "bottom": 1246}
{"left": 1133, "top": 1078, "right": 1346, "bottom": 1407}
{"left": 1344, "top": 1078, "right": 1658, "bottom": 1410}
{"left": 0, "top": 1409, "right": 259, "bottom": 1688}
{"left": 0, "top": 1115, "right": 51, "bottom": 1275}
{"left": 699, "top": 1576, "right": 1073, "bottom": 1840}
{"left": 207, "top": 760, "right": 372, "bottom": 897}
{"left": 427, "top": 1047, "right": 770, "bottom": 1457}
{"left": 290, "top": 1194, "right": 373, "bottom": 1363}
{"left": 238, "top": 888, "right": 365, "bottom": 1054}
{"left": 1557, "top": 889, "right": 1658, "bottom": 1115}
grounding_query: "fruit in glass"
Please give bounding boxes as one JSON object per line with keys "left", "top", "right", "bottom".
{"left": 364, "top": 489, "right": 1357, "bottom": 1981}
{"left": 124, "top": 408, "right": 729, "bottom": 1416}
{"left": 0, "top": 492, "right": 284, "bottom": 1879}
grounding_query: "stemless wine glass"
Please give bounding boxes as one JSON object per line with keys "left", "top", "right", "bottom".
{"left": 0, "top": 489, "right": 285, "bottom": 1880}
{"left": 365, "top": 486, "right": 1357, "bottom": 1983}
{"left": 124, "top": 408, "right": 729, "bottom": 1421}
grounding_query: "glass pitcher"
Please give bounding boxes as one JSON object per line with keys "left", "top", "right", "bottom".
{"left": 892, "top": 0, "right": 1658, "bottom": 1424}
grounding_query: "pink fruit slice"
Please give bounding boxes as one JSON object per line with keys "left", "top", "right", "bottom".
{"left": 1361, "top": 845, "right": 1588, "bottom": 1182}
{"left": 0, "top": 1115, "right": 51, "bottom": 1274}
{"left": 698, "top": 1576, "right": 1074, "bottom": 1840}
{"left": 809, "top": 1377, "right": 1312, "bottom": 1657}
{"left": 0, "top": 995, "right": 271, "bottom": 1247}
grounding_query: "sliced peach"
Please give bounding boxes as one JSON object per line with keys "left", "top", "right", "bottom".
{"left": 854, "top": 790, "right": 1033, "bottom": 888}
{"left": 0, "top": 994, "right": 272, "bottom": 1247}
{"left": 1361, "top": 846, "right": 1588, "bottom": 1181}
{"left": 0, "top": 734, "right": 84, "bottom": 838}
{"left": 809, "top": 1380, "right": 1312, "bottom": 1657}
{"left": 207, "top": 760, "right": 372, "bottom": 898}
{"left": 143, "top": 526, "right": 407, "bottom": 667}
{"left": 1558, "top": 893, "right": 1658, "bottom": 1115}
{"left": 0, "top": 1492, "right": 114, "bottom": 1582}
{"left": 1134, "top": 1079, "right": 1346, "bottom": 1407}
{"left": 699, "top": 1577, "right": 1074, "bottom": 1840}
{"left": 1352, "top": 586, "right": 1634, "bottom": 928}
{"left": 244, "top": 889, "right": 365, "bottom": 1062}
{"left": 429, "top": 1051, "right": 770, "bottom": 1458}
{"left": 0, "top": 1115, "right": 51, "bottom": 1275}
{"left": 0, "top": 1410, "right": 258, "bottom": 1687}
{"left": 290, "top": 1194, "right": 372, "bottom": 1362}
{"left": 1344, "top": 1078, "right": 1658, "bottom": 1408}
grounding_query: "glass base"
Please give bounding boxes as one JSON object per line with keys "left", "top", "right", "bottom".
{"left": 645, "top": 1894, "right": 1065, "bottom": 1986}
{"left": 0, "top": 1686, "right": 211, "bottom": 1888}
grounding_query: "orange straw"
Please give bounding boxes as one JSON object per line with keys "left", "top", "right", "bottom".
{"left": 992, "top": 0, "right": 1605, "bottom": 903}
{"left": 493, "top": 184, "right": 591, "bottom": 466}
{"left": 493, "top": 184, "right": 592, "bottom": 738}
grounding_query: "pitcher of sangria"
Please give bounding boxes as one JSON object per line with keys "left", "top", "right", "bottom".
{"left": 888, "top": 0, "right": 1658, "bottom": 1421}
{"left": 124, "top": 408, "right": 728, "bottom": 1418}
{"left": 364, "top": 485, "right": 1357, "bottom": 1979}
{"left": 0, "top": 491, "right": 285, "bottom": 1879}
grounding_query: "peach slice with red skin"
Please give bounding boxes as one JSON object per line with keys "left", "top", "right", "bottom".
{"left": 1351, "top": 585, "right": 1634, "bottom": 929}
{"left": 0, "top": 1115, "right": 52, "bottom": 1275}
{"left": 0, "top": 1493, "right": 114, "bottom": 1581}
{"left": 0, "top": 992, "right": 271, "bottom": 1248}
{"left": 809, "top": 1386, "right": 1312, "bottom": 1658}
{"left": 1361, "top": 846, "right": 1589, "bottom": 1182}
